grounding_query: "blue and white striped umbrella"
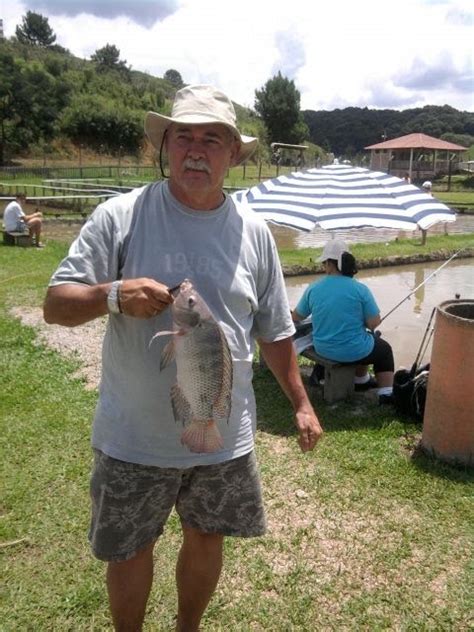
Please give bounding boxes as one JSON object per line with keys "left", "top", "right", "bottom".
{"left": 233, "top": 164, "right": 456, "bottom": 232}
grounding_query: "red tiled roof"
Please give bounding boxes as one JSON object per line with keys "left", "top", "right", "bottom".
{"left": 365, "top": 133, "right": 467, "bottom": 151}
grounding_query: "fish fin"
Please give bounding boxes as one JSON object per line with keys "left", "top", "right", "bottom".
{"left": 160, "top": 340, "right": 177, "bottom": 369}
{"left": 149, "top": 330, "right": 174, "bottom": 348}
{"left": 180, "top": 420, "right": 224, "bottom": 454}
{"left": 149, "top": 329, "right": 184, "bottom": 349}
{"left": 152, "top": 330, "right": 177, "bottom": 338}
{"left": 213, "top": 329, "right": 233, "bottom": 420}
{"left": 170, "top": 384, "right": 192, "bottom": 425}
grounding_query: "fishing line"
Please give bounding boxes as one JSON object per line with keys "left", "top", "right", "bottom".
{"left": 0, "top": 271, "right": 42, "bottom": 284}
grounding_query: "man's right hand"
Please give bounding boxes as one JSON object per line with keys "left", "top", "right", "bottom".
{"left": 119, "top": 278, "right": 174, "bottom": 318}
{"left": 44, "top": 278, "right": 175, "bottom": 327}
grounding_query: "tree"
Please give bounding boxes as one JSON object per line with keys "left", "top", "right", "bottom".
{"left": 15, "top": 11, "right": 57, "bottom": 47}
{"left": 59, "top": 95, "right": 143, "bottom": 154}
{"left": 254, "top": 72, "right": 309, "bottom": 144}
{"left": 441, "top": 133, "right": 474, "bottom": 148}
{"left": 303, "top": 105, "right": 474, "bottom": 155}
{"left": 0, "top": 52, "right": 18, "bottom": 164}
{"left": 0, "top": 52, "right": 70, "bottom": 164}
{"left": 164, "top": 69, "right": 184, "bottom": 89}
{"left": 91, "top": 44, "right": 130, "bottom": 75}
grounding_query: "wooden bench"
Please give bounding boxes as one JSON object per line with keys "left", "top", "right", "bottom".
{"left": 301, "top": 347, "right": 356, "bottom": 403}
{"left": 2, "top": 230, "right": 32, "bottom": 247}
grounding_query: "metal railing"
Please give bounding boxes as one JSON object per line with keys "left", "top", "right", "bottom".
{"left": 0, "top": 165, "right": 158, "bottom": 181}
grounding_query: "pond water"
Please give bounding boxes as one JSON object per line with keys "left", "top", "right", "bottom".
{"left": 8, "top": 199, "right": 473, "bottom": 248}
{"left": 286, "top": 258, "right": 474, "bottom": 369}
{"left": 31, "top": 213, "right": 474, "bottom": 370}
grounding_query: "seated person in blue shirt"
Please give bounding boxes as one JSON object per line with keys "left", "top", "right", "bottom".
{"left": 292, "top": 240, "right": 394, "bottom": 404}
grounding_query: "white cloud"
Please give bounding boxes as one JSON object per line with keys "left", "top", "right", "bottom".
{"left": 1, "top": 0, "right": 473, "bottom": 111}
{"left": 271, "top": 29, "right": 306, "bottom": 80}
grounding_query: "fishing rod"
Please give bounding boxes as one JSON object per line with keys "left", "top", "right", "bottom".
{"left": 380, "top": 245, "right": 469, "bottom": 323}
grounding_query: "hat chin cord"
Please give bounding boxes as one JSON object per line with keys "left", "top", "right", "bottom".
{"left": 158, "top": 131, "right": 168, "bottom": 179}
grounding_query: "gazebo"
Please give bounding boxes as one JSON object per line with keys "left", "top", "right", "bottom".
{"left": 365, "top": 133, "right": 468, "bottom": 181}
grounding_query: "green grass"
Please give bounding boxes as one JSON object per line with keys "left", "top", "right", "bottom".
{"left": 278, "top": 233, "right": 474, "bottom": 268}
{"left": 435, "top": 190, "right": 474, "bottom": 208}
{"left": 1, "top": 238, "right": 473, "bottom": 630}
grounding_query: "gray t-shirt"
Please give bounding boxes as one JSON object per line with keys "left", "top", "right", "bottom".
{"left": 49, "top": 181, "right": 295, "bottom": 467}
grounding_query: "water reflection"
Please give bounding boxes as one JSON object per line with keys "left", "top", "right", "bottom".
{"left": 270, "top": 214, "right": 474, "bottom": 249}
{"left": 413, "top": 267, "right": 425, "bottom": 314}
{"left": 286, "top": 259, "right": 474, "bottom": 369}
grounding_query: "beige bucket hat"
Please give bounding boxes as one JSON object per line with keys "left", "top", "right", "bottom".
{"left": 145, "top": 85, "right": 258, "bottom": 165}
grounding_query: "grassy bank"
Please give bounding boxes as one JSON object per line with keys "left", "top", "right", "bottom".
{"left": 278, "top": 233, "right": 474, "bottom": 270}
{"left": 1, "top": 239, "right": 473, "bottom": 630}
{"left": 436, "top": 190, "right": 474, "bottom": 209}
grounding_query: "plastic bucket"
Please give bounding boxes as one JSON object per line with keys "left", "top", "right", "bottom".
{"left": 422, "top": 300, "right": 474, "bottom": 466}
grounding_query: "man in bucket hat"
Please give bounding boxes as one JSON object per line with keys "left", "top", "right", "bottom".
{"left": 44, "top": 85, "right": 322, "bottom": 631}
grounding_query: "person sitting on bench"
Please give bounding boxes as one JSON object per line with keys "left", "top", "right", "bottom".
{"left": 292, "top": 239, "right": 394, "bottom": 405}
{"left": 3, "top": 193, "right": 43, "bottom": 247}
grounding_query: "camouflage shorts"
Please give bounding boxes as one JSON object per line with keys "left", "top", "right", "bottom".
{"left": 89, "top": 449, "right": 266, "bottom": 561}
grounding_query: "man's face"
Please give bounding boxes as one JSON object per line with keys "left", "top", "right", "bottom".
{"left": 166, "top": 123, "right": 240, "bottom": 209}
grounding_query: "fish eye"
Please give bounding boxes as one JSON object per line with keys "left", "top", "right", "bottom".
{"left": 188, "top": 296, "right": 196, "bottom": 307}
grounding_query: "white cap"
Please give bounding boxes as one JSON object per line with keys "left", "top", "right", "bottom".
{"left": 422, "top": 181, "right": 432, "bottom": 189}
{"left": 318, "top": 239, "right": 349, "bottom": 270}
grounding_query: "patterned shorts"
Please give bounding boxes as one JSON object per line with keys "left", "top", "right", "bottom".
{"left": 89, "top": 449, "right": 266, "bottom": 561}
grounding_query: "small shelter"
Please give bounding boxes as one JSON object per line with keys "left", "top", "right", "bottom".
{"left": 365, "top": 133, "right": 467, "bottom": 181}
{"left": 270, "top": 142, "right": 308, "bottom": 168}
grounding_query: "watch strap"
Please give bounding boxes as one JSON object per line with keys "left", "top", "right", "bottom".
{"left": 107, "top": 280, "right": 122, "bottom": 314}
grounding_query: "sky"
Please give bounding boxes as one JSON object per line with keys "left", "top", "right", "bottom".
{"left": 1, "top": 0, "right": 473, "bottom": 112}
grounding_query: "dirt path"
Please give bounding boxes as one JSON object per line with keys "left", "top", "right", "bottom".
{"left": 11, "top": 307, "right": 106, "bottom": 389}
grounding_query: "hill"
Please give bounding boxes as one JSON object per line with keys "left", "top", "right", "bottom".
{"left": 0, "top": 38, "right": 271, "bottom": 166}
{"left": 0, "top": 38, "right": 182, "bottom": 164}
{"left": 1, "top": 36, "right": 473, "bottom": 166}
{"left": 303, "top": 105, "right": 474, "bottom": 157}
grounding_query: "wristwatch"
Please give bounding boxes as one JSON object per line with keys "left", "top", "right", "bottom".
{"left": 107, "top": 280, "right": 123, "bottom": 314}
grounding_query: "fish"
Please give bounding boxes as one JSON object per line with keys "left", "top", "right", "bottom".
{"left": 152, "top": 279, "right": 233, "bottom": 453}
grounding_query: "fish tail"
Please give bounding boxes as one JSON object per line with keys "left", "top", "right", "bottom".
{"left": 180, "top": 420, "right": 224, "bottom": 454}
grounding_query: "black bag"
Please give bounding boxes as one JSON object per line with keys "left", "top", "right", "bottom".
{"left": 393, "top": 363, "right": 429, "bottom": 422}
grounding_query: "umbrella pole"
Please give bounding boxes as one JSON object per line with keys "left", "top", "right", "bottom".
{"left": 380, "top": 246, "right": 468, "bottom": 323}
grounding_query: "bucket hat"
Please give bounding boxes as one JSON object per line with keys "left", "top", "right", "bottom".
{"left": 145, "top": 85, "right": 258, "bottom": 165}
{"left": 318, "top": 239, "right": 349, "bottom": 270}
{"left": 422, "top": 181, "right": 432, "bottom": 189}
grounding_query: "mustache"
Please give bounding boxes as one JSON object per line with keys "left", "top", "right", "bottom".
{"left": 183, "top": 158, "right": 211, "bottom": 174}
